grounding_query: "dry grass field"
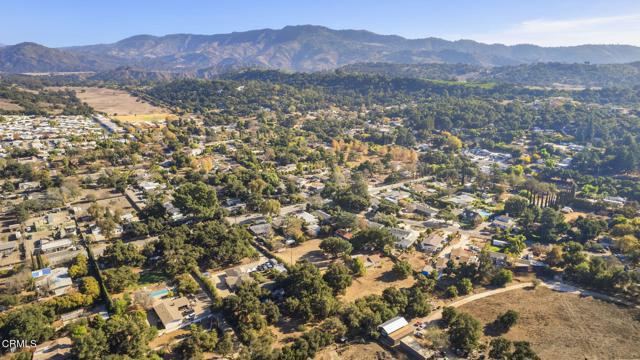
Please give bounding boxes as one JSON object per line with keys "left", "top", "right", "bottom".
{"left": 0, "top": 99, "right": 22, "bottom": 111}
{"left": 458, "top": 286, "right": 640, "bottom": 360}
{"left": 51, "top": 86, "right": 169, "bottom": 118}
{"left": 279, "top": 239, "right": 329, "bottom": 268}
{"left": 342, "top": 254, "right": 415, "bottom": 302}
{"left": 315, "top": 342, "right": 408, "bottom": 360}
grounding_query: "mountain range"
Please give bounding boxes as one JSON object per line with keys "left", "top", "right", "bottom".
{"left": 3, "top": 25, "right": 640, "bottom": 74}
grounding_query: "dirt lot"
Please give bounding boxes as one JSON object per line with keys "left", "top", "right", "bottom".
{"left": 53, "top": 86, "right": 167, "bottom": 116}
{"left": 315, "top": 342, "right": 408, "bottom": 360}
{"left": 458, "top": 286, "right": 640, "bottom": 360}
{"left": 342, "top": 254, "right": 415, "bottom": 302}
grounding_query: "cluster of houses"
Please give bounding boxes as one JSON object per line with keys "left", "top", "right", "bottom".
{"left": 0, "top": 115, "right": 106, "bottom": 158}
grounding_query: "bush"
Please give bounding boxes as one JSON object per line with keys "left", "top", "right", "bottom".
{"left": 445, "top": 285, "right": 459, "bottom": 298}
{"left": 457, "top": 278, "right": 473, "bottom": 295}
{"left": 491, "top": 269, "right": 513, "bottom": 287}
{"left": 392, "top": 260, "right": 412, "bottom": 279}
{"left": 495, "top": 310, "right": 519, "bottom": 332}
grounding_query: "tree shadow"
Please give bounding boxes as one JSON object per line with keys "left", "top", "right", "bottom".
{"left": 484, "top": 321, "right": 507, "bottom": 337}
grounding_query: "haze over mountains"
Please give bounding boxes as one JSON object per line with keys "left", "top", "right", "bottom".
{"left": 3, "top": 25, "right": 640, "bottom": 75}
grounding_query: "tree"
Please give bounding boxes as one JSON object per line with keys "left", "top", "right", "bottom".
{"left": 448, "top": 312, "right": 481, "bottom": 353}
{"left": 284, "top": 215, "right": 306, "bottom": 242}
{"left": 103, "top": 311, "right": 157, "bottom": 358}
{"left": 347, "top": 256, "right": 366, "bottom": 277}
{"left": 282, "top": 261, "right": 338, "bottom": 321}
{"left": 489, "top": 337, "right": 513, "bottom": 360}
{"left": 546, "top": 245, "right": 564, "bottom": 267}
{"left": 100, "top": 240, "right": 145, "bottom": 268}
{"left": 319, "top": 237, "right": 353, "bottom": 258}
{"left": 173, "top": 182, "right": 220, "bottom": 219}
{"left": 504, "top": 196, "right": 529, "bottom": 217}
{"left": 176, "top": 273, "right": 200, "bottom": 295}
{"left": 351, "top": 228, "right": 395, "bottom": 251}
{"left": 70, "top": 322, "right": 108, "bottom": 360}
{"left": 102, "top": 266, "right": 139, "bottom": 293}
{"left": 539, "top": 207, "right": 567, "bottom": 242}
{"left": 573, "top": 216, "right": 607, "bottom": 243}
{"left": 393, "top": 260, "right": 412, "bottom": 279}
{"left": 445, "top": 285, "right": 459, "bottom": 298}
{"left": 441, "top": 306, "right": 458, "bottom": 327}
{"left": 457, "top": 278, "right": 473, "bottom": 295}
{"left": 495, "top": 310, "right": 519, "bottom": 332}
{"left": 0, "top": 306, "right": 55, "bottom": 346}
{"left": 511, "top": 341, "right": 540, "bottom": 360}
{"left": 260, "top": 198, "right": 281, "bottom": 216}
{"left": 491, "top": 269, "right": 513, "bottom": 287}
{"left": 79, "top": 277, "right": 100, "bottom": 300}
{"left": 405, "top": 287, "right": 431, "bottom": 318}
{"left": 323, "top": 263, "right": 353, "bottom": 295}
{"left": 216, "top": 331, "right": 234, "bottom": 356}
{"left": 173, "top": 324, "right": 218, "bottom": 360}
{"left": 68, "top": 254, "right": 89, "bottom": 279}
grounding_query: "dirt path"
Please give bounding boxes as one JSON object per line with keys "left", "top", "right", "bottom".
{"left": 421, "top": 282, "right": 534, "bottom": 325}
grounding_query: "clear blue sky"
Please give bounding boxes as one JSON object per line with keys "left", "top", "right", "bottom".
{"left": 3, "top": 0, "right": 640, "bottom": 47}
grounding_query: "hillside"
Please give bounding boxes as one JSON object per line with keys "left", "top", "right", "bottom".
{"left": 3, "top": 25, "right": 640, "bottom": 73}
{"left": 340, "top": 62, "right": 640, "bottom": 88}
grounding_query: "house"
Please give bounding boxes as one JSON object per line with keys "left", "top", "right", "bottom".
{"left": 450, "top": 247, "right": 476, "bottom": 265}
{"left": 18, "top": 181, "right": 40, "bottom": 192}
{"left": 163, "top": 202, "right": 184, "bottom": 221}
{"left": 491, "top": 215, "right": 517, "bottom": 231}
{"left": 461, "top": 208, "right": 482, "bottom": 221}
{"left": 492, "top": 239, "right": 509, "bottom": 248}
{"left": 412, "top": 203, "right": 438, "bottom": 217}
{"left": 400, "top": 335, "right": 437, "bottom": 360}
{"left": 153, "top": 297, "right": 190, "bottom": 331}
{"left": 604, "top": 196, "right": 626, "bottom": 207}
{"left": 0, "top": 241, "right": 17, "bottom": 256}
{"left": 34, "top": 267, "right": 73, "bottom": 296}
{"left": 378, "top": 316, "right": 413, "bottom": 346}
{"left": 293, "top": 211, "right": 321, "bottom": 236}
{"left": 249, "top": 223, "right": 273, "bottom": 238}
{"left": 224, "top": 268, "right": 254, "bottom": 291}
{"left": 32, "top": 337, "right": 72, "bottom": 360}
{"left": 379, "top": 316, "right": 409, "bottom": 337}
{"left": 37, "top": 238, "right": 73, "bottom": 254}
{"left": 313, "top": 210, "right": 332, "bottom": 223}
{"left": 443, "top": 193, "right": 476, "bottom": 207}
{"left": 418, "top": 233, "right": 445, "bottom": 253}
{"left": 391, "top": 228, "right": 420, "bottom": 250}
{"left": 489, "top": 251, "right": 509, "bottom": 267}
{"left": 139, "top": 181, "right": 163, "bottom": 193}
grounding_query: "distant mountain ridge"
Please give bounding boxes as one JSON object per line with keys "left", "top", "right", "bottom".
{"left": 2, "top": 25, "right": 640, "bottom": 74}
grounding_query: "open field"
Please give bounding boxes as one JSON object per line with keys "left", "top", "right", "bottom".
{"left": 458, "top": 286, "right": 640, "bottom": 360}
{"left": 51, "top": 86, "right": 169, "bottom": 117}
{"left": 342, "top": 254, "right": 415, "bottom": 302}
{"left": 112, "top": 113, "right": 177, "bottom": 122}
{"left": 0, "top": 99, "right": 22, "bottom": 111}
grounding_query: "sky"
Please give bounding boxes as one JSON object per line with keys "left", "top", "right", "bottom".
{"left": 2, "top": 0, "right": 640, "bottom": 47}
